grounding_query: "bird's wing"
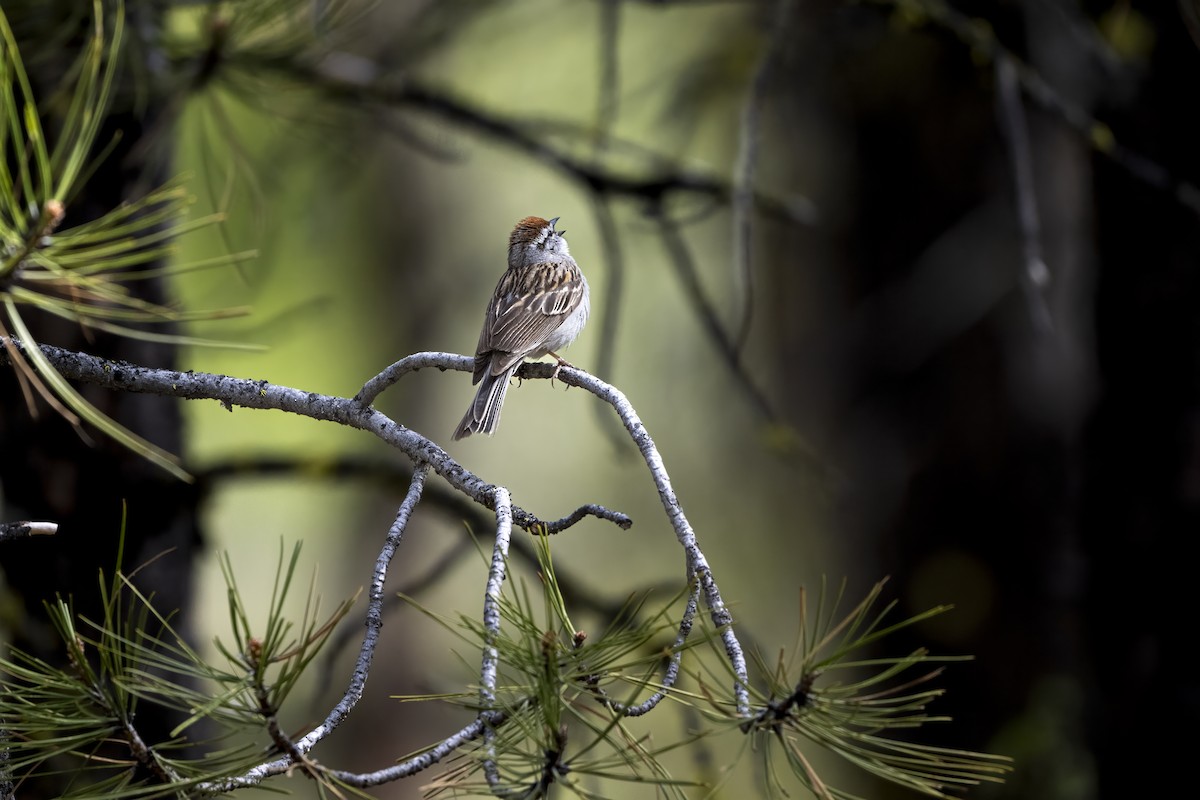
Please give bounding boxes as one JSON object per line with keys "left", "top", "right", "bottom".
{"left": 475, "top": 262, "right": 584, "bottom": 376}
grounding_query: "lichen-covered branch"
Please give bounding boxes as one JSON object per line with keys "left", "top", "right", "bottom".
{"left": 2, "top": 337, "right": 751, "bottom": 788}
{"left": 0, "top": 520, "right": 58, "bottom": 543}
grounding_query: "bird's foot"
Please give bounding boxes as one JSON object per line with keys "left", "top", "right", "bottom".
{"left": 548, "top": 352, "right": 576, "bottom": 386}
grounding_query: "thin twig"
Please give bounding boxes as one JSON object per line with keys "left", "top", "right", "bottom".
{"left": 5, "top": 343, "right": 632, "bottom": 535}
{"left": 121, "top": 716, "right": 182, "bottom": 785}
{"left": 879, "top": 0, "right": 1200, "bottom": 217}
{"left": 995, "top": 53, "right": 1052, "bottom": 333}
{"left": 586, "top": 581, "right": 700, "bottom": 717}
{"left": 594, "top": 0, "right": 621, "bottom": 158}
{"left": 249, "top": 57, "right": 816, "bottom": 226}
{"left": 323, "top": 710, "right": 509, "bottom": 788}
{"left": 354, "top": 350, "right": 467, "bottom": 407}
{"left": 198, "top": 465, "right": 429, "bottom": 792}
{"left": 310, "top": 466, "right": 429, "bottom": 739}
{"left": 480, "top": 486, "right": 512, "bottom": 708}
{"left": 253, "top": 678, "right": 315, "bottom": 776}
{"left": 526, "top": 361, "right": 751, "bottom": 713}
{"left": 540, "top": 503, "right": 633, "bottom": 534}
{"left": 0, "top": 520, "right": 59, "bottom": 543}
{"left": 480, "top": 486, "right": 513, "bottom": 792}
{"left": 732, "top": 0, "right": 797, "bottom": 353}
{"left": 656, "top": 208, "right": 777, "bottom": 421}
{"left": 2, "top": 338, "right": 752, "bottom": 771}
{"left": 589, "top": 194, "right": 624, "bottom": 386}
{"left": 317, "top": 535, "right": 473, "bottom": 697}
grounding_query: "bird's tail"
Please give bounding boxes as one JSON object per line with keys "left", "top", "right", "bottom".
{"left": 452, "top": 365, "right": 516, "bottom": 440}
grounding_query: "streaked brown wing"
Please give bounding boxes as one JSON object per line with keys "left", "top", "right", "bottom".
{"left": 476, "top": 262, "right": 583, "bottom": 376}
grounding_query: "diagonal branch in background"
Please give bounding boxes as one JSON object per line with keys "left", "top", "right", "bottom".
{"left": 655, "top": 204, "right": 777, "bottom": 423}
{"left": 653, "top": 202, "right": 836, "bottom": 475}
{"left": 230, "top": 52, "right": 817, "bottom": 442}
{"left": 275, "top": 56, "right": 816, "bottom": 226}
{"left": 877, "top": 0, "right": 1200, "bottom": 218}
{"left": 994, "top": 52, "right": 1053, "bottom": 334}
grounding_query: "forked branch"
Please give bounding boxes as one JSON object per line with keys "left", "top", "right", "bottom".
{"left": 1, "top": 336, "right": 749, "bottom": 790}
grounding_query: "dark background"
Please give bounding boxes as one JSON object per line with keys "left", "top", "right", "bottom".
{"left": 3, "top": 1, "right": 1197, "bottom": 798}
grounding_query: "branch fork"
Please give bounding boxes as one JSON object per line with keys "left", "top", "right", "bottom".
{"left": 1, "top": 337, "right": 748, "bottom": 792}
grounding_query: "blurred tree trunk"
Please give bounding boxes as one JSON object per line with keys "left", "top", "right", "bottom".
{"left": 0, "top": 4, "right": 200, "bottom": 778}
{"left": 767, "top": 3, "right": 1198, "bottom": 798}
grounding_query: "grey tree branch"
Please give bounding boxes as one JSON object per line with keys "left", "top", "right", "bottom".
{"left": 0, "top": 520, "right": 58, "bottom": 543}
{"left": 1, "top": 343, "right": 628, "bottom": 535}
{"left": 198, "top": 464, "right": 430, "bottom": 793}
{"left": 2, "top": 336, "right": 751, "bottom": 785}
{"left": 317, "top": 465, "right": 429, "bottom": 739}
{"left": 0, "top": 731, "right": 10, "bottom": 800}
{"left": 480, "top": 488, "right": 513, "bottom": 703}
{"left": 481, "top": 486, "right": 513, "bottom": 792}
{"left": 324, "top": 711, "right": 510, "bottom": 789}
{"left": 550, "top": 360, "right": 751, "bottom": 714}
{"left": 585, "top": 581, "right": 700, "bottom": 717}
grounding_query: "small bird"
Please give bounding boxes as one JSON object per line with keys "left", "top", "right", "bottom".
{"left": 452, "top": 216, "right": 590, "bottom": 440}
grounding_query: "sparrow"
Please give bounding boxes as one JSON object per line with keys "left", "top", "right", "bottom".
{"left": 452, "top": 216, "right": 590, "bottom": 440}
